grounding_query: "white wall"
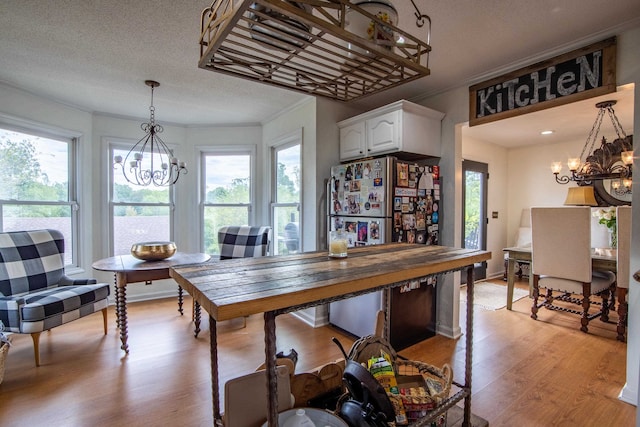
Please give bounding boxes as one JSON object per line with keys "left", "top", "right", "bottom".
{"left": 412, "top": 86, "right": 468, "bottom": 339}
{"left": 506, "top": 136, "right": 587, "bottom": 230}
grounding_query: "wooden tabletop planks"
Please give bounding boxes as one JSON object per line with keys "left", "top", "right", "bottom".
{"left": 93, "top": 252, "right": 211, "bottom": 273}
{"left": 170, "top": 244, "right": 491, "bottom": 321}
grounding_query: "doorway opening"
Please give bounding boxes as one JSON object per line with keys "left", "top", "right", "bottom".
{"left": 462, "top": 159, "right": 488, "bottom": 281}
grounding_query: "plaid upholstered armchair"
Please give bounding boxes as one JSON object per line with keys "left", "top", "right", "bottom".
{"left": 218, "top": 225, "right": 272, "bottom": 260}
{"left": 0, "top": 229, "right": 110, "bottom": 366}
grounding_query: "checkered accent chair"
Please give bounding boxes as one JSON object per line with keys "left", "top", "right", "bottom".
{"left": 218, "top": 226, "right": 271, "bottom": 260}
{"left": 190, "top": 226, "right": 271, "bottom": 336}
{"left": 0, "top": 229, "right": 110, "bottom": 366}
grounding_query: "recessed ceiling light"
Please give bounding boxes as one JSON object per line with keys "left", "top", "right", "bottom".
{"left": 541, "top": 130, "right": 554, "bottom": 135}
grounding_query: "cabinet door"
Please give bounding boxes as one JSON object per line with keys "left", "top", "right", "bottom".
{"left": 366, "top": 110, "right": 400, "bottom": 155}
{"left": 339, "top": 121, "right": 366, "bottom": 161}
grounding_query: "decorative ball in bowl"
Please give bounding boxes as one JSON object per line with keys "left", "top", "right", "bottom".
{"left": 131, "top": 242, "right": 177, "bottom": 261}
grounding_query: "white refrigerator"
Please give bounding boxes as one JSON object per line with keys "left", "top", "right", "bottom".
{"left": 327, "top": 156, "right": 441, "bottom": 340}
{"left": 327, "top": 157, "right": 392, "bottom": 337}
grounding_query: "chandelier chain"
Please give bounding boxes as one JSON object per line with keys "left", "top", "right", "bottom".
{"left": 149, "top": 83, "right": 156, "bottom": 126}
{"left": 607, "top": 105, "right": 627, "bottom": 139}
{"left": 579, "top": 107, "right": 604, "bottom": 162}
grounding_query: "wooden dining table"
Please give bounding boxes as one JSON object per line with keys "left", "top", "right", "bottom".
{"left": 92, "top": 252, "right": 211, "bottom": 353}
{"left": 170, "top": 243, "right": 491, "bottom": 427}
{"left": 503, "top": 246, "right": 617, "bottom": 311}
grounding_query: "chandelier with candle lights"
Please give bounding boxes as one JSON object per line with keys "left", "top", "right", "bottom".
{"left": 113, "top": 80, "right": 187, "bottom": 186}
{"left": 551, "top": 100, "right": 633, "bottom": 192}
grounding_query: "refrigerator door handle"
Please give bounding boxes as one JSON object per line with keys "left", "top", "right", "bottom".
{"left": 385, "top": 156, "right": 396, "bottom": 218}
{"left": 327, "top": 177, "right": 333, "bottom": 217}
{"left": 323, "top": 178, "right": 331, "bottom": 250}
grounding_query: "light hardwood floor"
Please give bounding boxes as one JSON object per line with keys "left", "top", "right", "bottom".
{"left": 0, "top": 279, "right": 634, "bottom": 426}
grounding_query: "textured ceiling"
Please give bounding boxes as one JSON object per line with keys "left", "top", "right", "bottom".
{"left": 0, "top": 1, "right": 639, "bottom": 146}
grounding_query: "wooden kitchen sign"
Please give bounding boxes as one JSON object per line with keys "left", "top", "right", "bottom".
{"left": 469, "top": 37, "right": 616, "bottom": 126}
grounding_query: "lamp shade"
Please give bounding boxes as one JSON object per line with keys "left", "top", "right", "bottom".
{"left": 564, "top": 186, "right": 598, "bottom": 206}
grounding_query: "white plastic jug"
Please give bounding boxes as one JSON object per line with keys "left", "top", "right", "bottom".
{"left": 282, "top": 409, "right": 316, "bottom": 427}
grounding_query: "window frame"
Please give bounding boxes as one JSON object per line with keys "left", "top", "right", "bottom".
{"left": 269, "top": 130, "right": 302, "bottom": 255}
{"left": 108, "top": 138, "right": 176, "bottom": 256}
{"left": 199, "top": 145, "right": 257, "bottom": 253}
{"left": 0, "top": 116, "right": 81, "bottom": 269}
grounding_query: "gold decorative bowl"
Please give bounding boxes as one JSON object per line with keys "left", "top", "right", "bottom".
{"left": 131, "top": 241, "right": 177, "bottom": 261}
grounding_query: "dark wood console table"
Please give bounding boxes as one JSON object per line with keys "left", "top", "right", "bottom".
{"left": 170, "top": 243, "right": 491, "bottom": 426}
{"left": 92, "top": 252, "right": 210, "bottom": 353}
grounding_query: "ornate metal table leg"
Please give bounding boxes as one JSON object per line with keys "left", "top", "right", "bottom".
{"left": 264, "top": 311, "right": 278, "bottom": 426}
{"left": 209, "top": 315, "right": 223, "bottom": 425}
{"left": 113, "top": 273, "right": 121, "bottom": 329}
{"left": 609, "top": 286, "right": 617, "bottom": 311}
{"left": 506, "top": 257, "right": 516, "bottom": 310}
{"left": 178, "top": 286, "right": 184, "bottom": 315}
{"left": 617, "top": 287, "right": 628, "bottom": 342}
{"left": 116, "top": 272, "right": 129, "bottom": 353}
{"left": 194, "top": 301, "right": 201, "bottom": 338}
{"left": 463, "top": 266, "right": 474, "bottom": 427}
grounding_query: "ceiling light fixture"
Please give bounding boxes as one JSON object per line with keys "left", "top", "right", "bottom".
{"left": 199, "top": 0, "right": 432, "bottom": 102}
{"left": 551, "top": 100, "right": 633, "bottom": 189}
{"left": 113, "top": 80, "right": 187, "bottom": 186}
{"left": 540, "top": 130, "right": 554, "bottom": 135}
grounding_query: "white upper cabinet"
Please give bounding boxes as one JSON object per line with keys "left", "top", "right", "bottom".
{"left": 338, "top": 100, "right": 444, "bottom": 162}
{"left": 339, "top": 121, "right": 366, "bottom": 160}
{"left": 366, "top": 110, "right": 400, "bottom": 155}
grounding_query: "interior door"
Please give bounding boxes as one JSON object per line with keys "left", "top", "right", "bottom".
{"left": 462, "top": 159, "right": 488, "bottom": 281}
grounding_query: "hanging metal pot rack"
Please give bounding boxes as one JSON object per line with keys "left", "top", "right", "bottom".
{"left": 199, "top": 0, "right": 432, "bottom": 102}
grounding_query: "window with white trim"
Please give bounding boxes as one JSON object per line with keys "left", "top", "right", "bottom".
{"left": 0, "top": 126, "right": 78, "bottom": 266}
{"left": 109, "top": 141, "right": 173, "bottom": 256}
{"left": 201, "top": 149, "right": 255, "bottom": 255}
{"left": 271, "top": 139, "right": 301, "bottom": 255}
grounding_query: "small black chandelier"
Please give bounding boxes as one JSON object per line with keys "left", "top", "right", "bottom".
{"left": 552, "top": 100, "right": 633, "bottom": 190}
{"left": 114, "top": 80, "right": 187, "bottom": 186}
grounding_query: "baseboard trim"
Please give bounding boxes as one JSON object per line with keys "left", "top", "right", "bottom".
{"left": 291, "top": 309, "right": 328, "bottom": 328}
{"left": 618, "top": 382, "right": 638, "bottom": 407}
{"left": 437, "top": 324, "right": 462, "bottom": 339}
{"left": 109, "top": 289, "right": 180, "bottom": 305}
